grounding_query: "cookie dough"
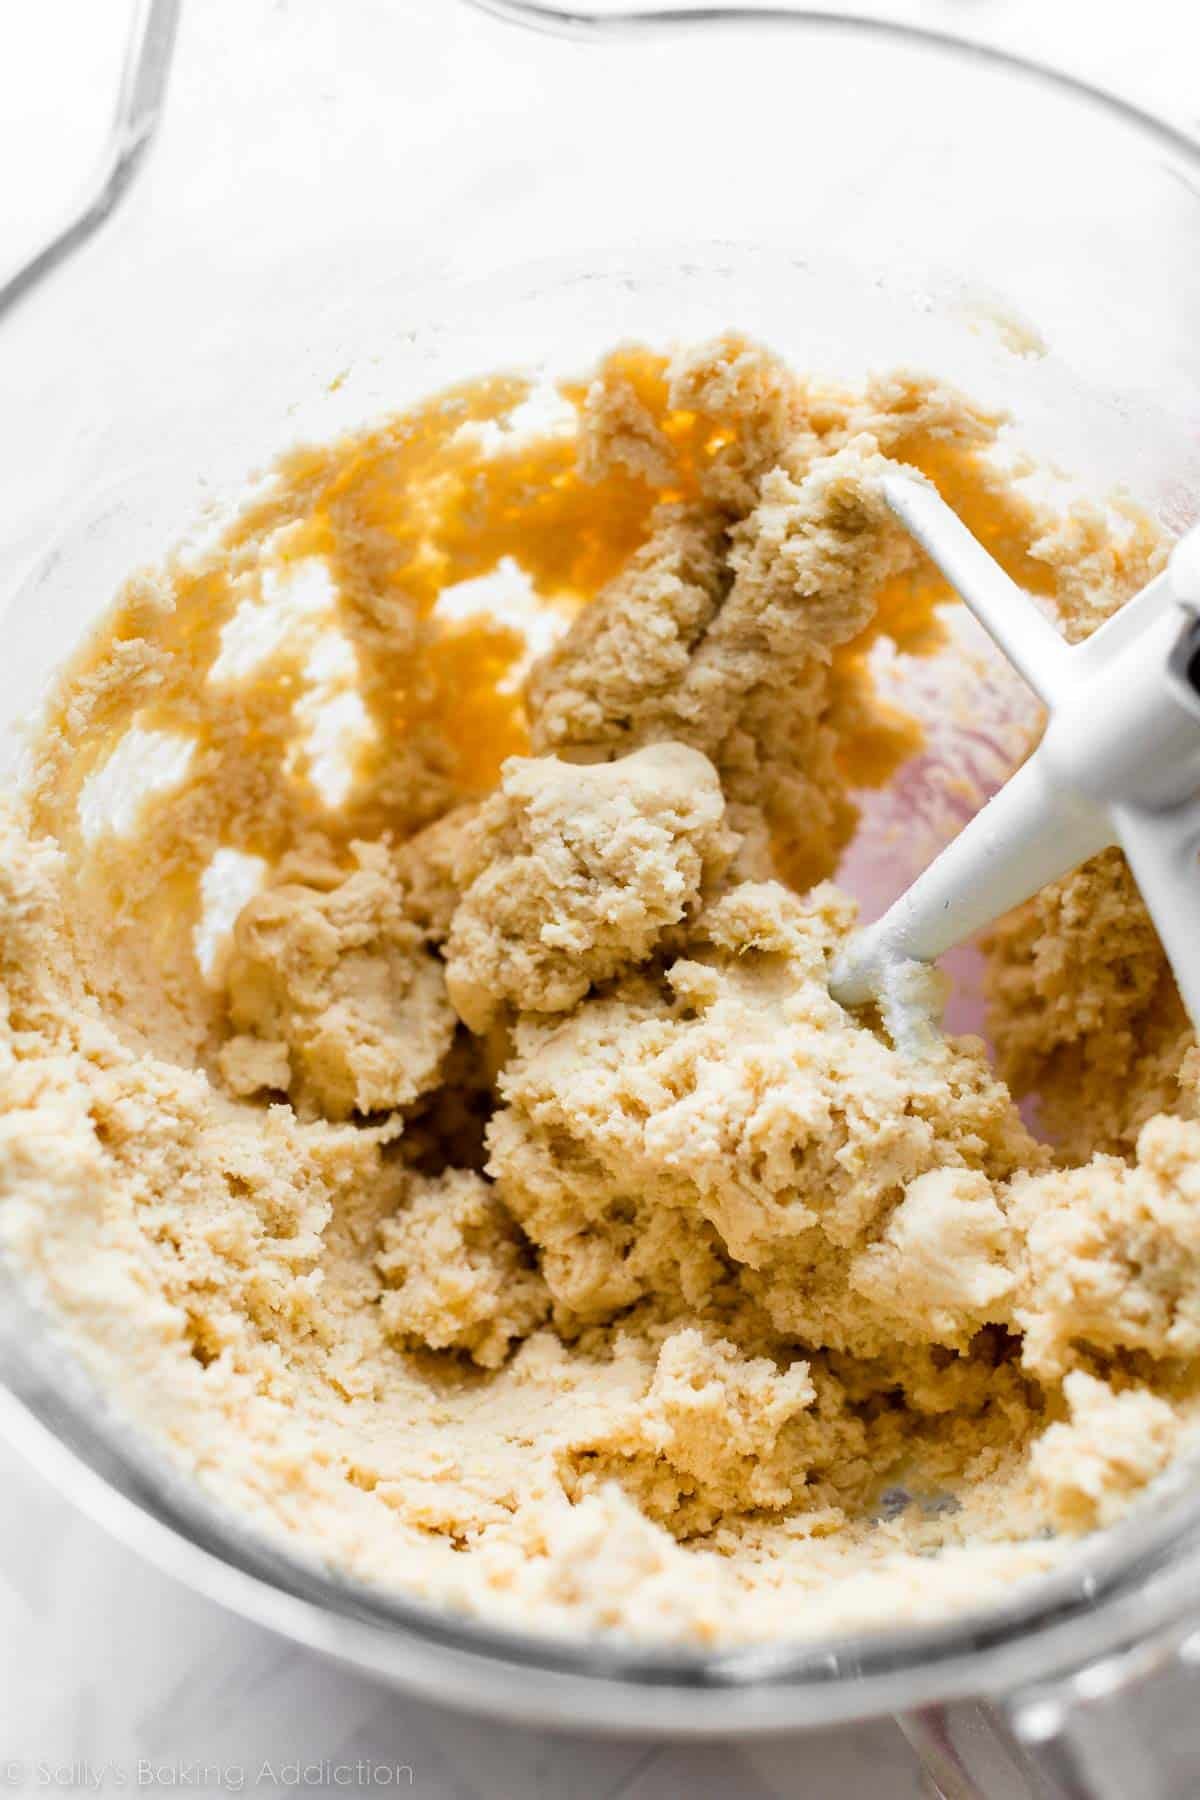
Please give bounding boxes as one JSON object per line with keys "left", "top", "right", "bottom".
{"left": 444, "top": 741, "right": 733, "bottom": 1032}
{"left": 221, "top": 843, "right": 456, "bottom": 1118}
{"left": 1, "top": 334, "right": 1196, "bottom": 1648}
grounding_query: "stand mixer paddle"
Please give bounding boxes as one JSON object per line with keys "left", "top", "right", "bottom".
{"left": 829, "top": 473, "right": 1200, "bottom": 1030}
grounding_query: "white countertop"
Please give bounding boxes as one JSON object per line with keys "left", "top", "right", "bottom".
{"left": 1, "top": 6, "right": 1197, "bottom": 1798}
{"left": 0, "top": 1430, "right": 915, "bottom": 1798}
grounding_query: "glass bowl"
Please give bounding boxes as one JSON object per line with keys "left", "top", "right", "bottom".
{"left": 2, "top": 4, "right": 1200, "bottom": 1793}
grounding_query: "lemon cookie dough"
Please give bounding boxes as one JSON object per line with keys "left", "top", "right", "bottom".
{"left": 1, "top": 334, "right": 1197, "bottom": 1647}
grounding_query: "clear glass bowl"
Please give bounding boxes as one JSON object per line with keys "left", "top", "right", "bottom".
{"left": 2, "top": 3, "right": 1200, "bottom": 1791}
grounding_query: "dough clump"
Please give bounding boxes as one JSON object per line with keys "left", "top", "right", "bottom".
{"left": 444, "top": 741, "right": 733, "bottom": 1031}
{"left": 1, "top": 333, "right": 1194, "bottom": 1648}
{"left": 220, "top": 844, "right": 456, "bottom": 1120}
{"left": 377, "top": 1169, "right": 549, "bottom": 1369}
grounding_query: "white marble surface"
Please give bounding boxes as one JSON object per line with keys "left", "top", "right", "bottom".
{"left": 1, "top": 5, "right": 1198, "bottom": 1798}
{"left": 0, "top": 1434, "right": 918, "bottom": 1799}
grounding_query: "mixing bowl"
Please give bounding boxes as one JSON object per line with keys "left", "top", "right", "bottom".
{"left": 2, "top": 3, "right": 1200, "bottom": 1794}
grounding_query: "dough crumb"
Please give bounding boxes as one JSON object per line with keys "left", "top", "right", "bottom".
{"left": 491, "top": 1482, "right": 731, "bottom": 1644}
{"left": 564, "top": 1330, "right": 818, "bottom": 1535}
{"left": 1031, "top": 1372, "right": 1180, "bottom": 1530}
{"left": 1011, "top": 1113, "right": 1200, "bottom": 1378}
{"left": 377, "top": 1169, "right": 549, "bottom": 1369}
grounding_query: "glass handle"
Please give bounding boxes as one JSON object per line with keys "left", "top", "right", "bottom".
{"left": 1008, "top": 1625, "right": 1200, "bottom": 1799}
{"left": 0, "top": 0, "right": 181, "bottom": 323}
{"left": 899, "top": 1624, "right": 1200, "bottom": 1800}
{"left": 900, "top": 1702, "right": 1065, "bottom": 1799}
